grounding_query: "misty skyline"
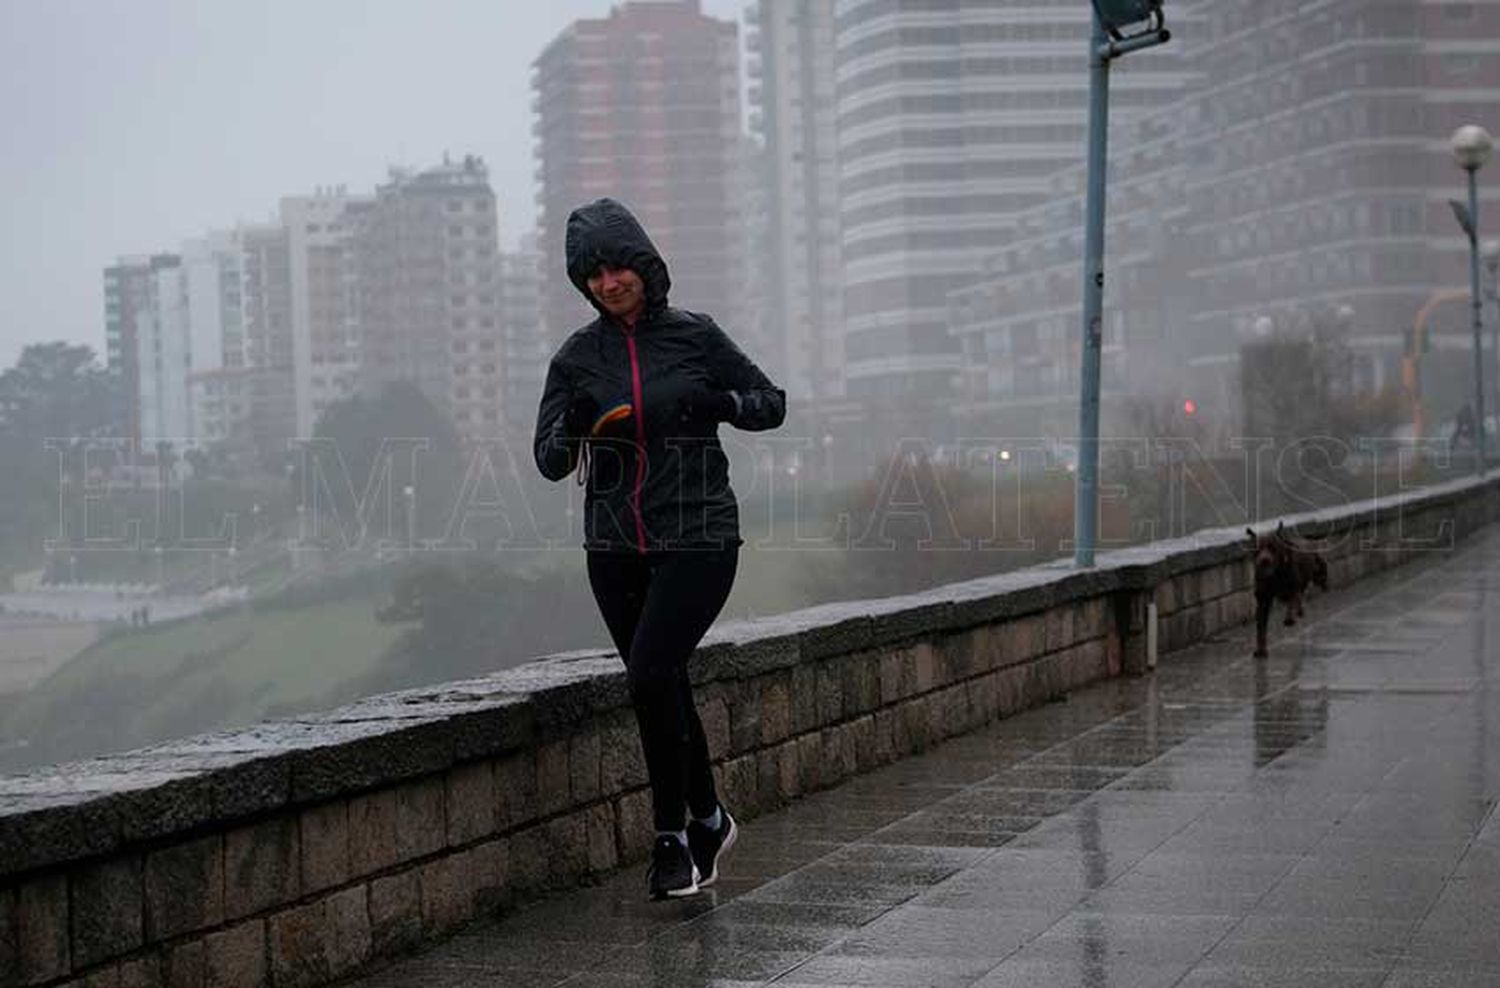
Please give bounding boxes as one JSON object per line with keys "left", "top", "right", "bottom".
{"left": 0, "top": 0, "right": 743, "bottom": 370}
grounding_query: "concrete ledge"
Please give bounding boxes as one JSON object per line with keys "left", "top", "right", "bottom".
{"left": 2, "top": 470, "right": 1497, "bottom": 987}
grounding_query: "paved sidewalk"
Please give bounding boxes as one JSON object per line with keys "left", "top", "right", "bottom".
{"left": 346, "top": 527, "right": 1500, "bottom": 987}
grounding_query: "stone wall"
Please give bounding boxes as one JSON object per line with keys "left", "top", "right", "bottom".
{"left": 2, "top": 471, "right": 1496, "bottom": 987}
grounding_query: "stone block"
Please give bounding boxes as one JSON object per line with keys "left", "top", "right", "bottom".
{"left": 1080, "top": 596, "right": 1116, "bottom": 641}
{"left": 269, "top": 899, "right": 329, "bottom": 988}
{"left": 848, "top": 716, "right": 877, "bottom": 774}
{"left": 599, "top": 714, "right": 648, "bottom": 796}
{"left": 16, "top": 874, "right": 68, "bottom": 984}
{"left": 911, "top": 642, "right": 936, "bottom": 694}
{"left": 493, "top": 750, "right": 538, "bottom": 831}
{"left": 841, "top": 654, "right": 880, "bottom": 717}
{"left": 1201, "top": 566, "right": 1225, "bottom": 601}
{"left": 1044, "top": 606, "right": 1075, "bottom": 653}
{"left": 695, "top": 696, "right": 729, "bottom": 766}
{"left": 224, "top": 817, "right": 299, "bottom": 921}
{"left": 71, "top": 856, "right": 143, "bottom": 968}
{"left": 822, "top": 725, "right": 856, "bottom": 784}
{"left": 144, "top": 835, "right": 223, "bottom": 940}
{"left": 466, "top": 838, "right": 511, "bottom": 914}
{"left": 815, "top": 664, "right": 844, "bottom": 725}
{"left": 1176, "top": 573, "right": 1200, "bottom": 607}
{"left": 795, "top": 731, "right": 824, "bottom": 793}
{"left": 394, "top": 777, "right": 445, "bottom": 863}
{"left": 877, "top": 650, "right": 904, "bottom": 705}
{"left": 203, "top": 921, "right": 265, "bottom": 988}
{"left": 613, "top": 790, "right": 653, "bottom": 863}
{"left": 81, "top": 968, "right": 120, "bottom": 988}
{"left": 300, "top": 801, "right": 350, "bottom": 894}
{"left": 117, "top": 955, "right": 162, "bottom": 988}
{"left": 326, "top": 886, "right": 371, "bottom": 977}
{"left": 968, "top": 673, "right": 998, "bottom": 725}
{"left": 348, "top": 789, "right": 398, "bottom": 876}
{"left": 506, "top": 825, "right": 549, "bottom": 897}
{"left": 545, "top": 814, "right": 589, "bottom": 885}
{"left": 163, "top": 940, "right": 203, "bottom": 988}
{"left": 534, "top": 740, "right": 571, "bottom": 816}
{"left": 368, "top": 871, "right": 421, "bottom": 956}
{"left": 719, "top": 755, "right": 759, "bottom": 816}
{"left": 584, "top": 802, "right": 617, "bottom": 874}
{"left": 872, "top": 709, "right": 896, "bottom": 766}
{"left": 0, "top": 889, "right": 14, "bottom": 988}
{"left": 755, "top": 745, "right": 782, "bottom": 807}
{"left": 890, "top": 699, "right": 915, "bottom": 755}
{"left": 569, "top": 731, "right": 602, "bottom": 804}
{"left": 789, "top": 664, "right": 819, "bottom": 733}
{"left": 760, "top": 675, "right": 791, "bottom": 746}
{"left": 728, "top": 681, "right": 762, "bottom": 755}
{"left": 445, "top": 762, "right": 497, "bottom": 847}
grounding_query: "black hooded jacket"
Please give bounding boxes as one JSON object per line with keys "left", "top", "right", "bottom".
{"left": 533, "top": 198, "right": 786, "bottom": 553}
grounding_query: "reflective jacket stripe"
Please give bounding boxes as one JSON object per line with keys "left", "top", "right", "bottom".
{"left": 623, "top": 328, "right": 648, "bottom": 553}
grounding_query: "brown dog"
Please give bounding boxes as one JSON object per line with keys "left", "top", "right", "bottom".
{"left": 1246, "top": 521, "right": 1328, "bottom": 657}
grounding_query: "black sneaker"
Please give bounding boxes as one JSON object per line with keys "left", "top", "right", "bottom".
{"left": 647, "top": 835, "right": 699, "bottom": 900}
{"left": 686, "top": 809, "right": 737, "bottom": 888}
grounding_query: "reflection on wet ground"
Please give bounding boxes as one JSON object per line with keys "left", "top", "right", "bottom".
{"left": 345, "top": 529, "right": 1500, "bottom": 987}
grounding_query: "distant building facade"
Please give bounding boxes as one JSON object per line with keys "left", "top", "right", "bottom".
{"left": 351, "top": 157, "right": 503, "bottom": 439}
{"left": 831, "top": 0, "right": 1195, "bottom": 416}
{"left": 745, "top": 0, "right": 845, "bottom": 405}
{"left": 500, "top": 236, "right": 546, "bottom": 435}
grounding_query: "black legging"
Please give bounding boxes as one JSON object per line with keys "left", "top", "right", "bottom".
{"left": 587, "top": 547, "right": 738, "bottom": 832}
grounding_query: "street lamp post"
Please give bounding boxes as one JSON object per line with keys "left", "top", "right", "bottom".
{"left": 403, "top": 485, "right": 416, "bottom": 552}
{"left": 1484, "top": 238, "right": 1500, "bottom": 424}
{"left": 1450, "top": 124, "right": 1494, "bottom": 473}
{"left": 1074, "top": 0, "right": 1171, "bottom": 567}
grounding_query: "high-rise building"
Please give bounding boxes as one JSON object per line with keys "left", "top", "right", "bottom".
{"left": 533, "top": 0, "right": 743, "bottom": 346}
{"left": 239, "top": 224, "right": 297, "bottom": 465}
{"left": 946, "top": 0, "right": 1500, "bottom": 436}
{"left": 832, "top": 0, "right": 1193, "bottom": 410}
{"left": 281, "top": 188, "right": 368, "bottom": 437}
{"left": 745, "top": 0, "right": 845, "bottom": 405}
{"left": 103, "top": 257, "right": 154, "bottom": 448}
{"left": 500, "top": 236, "right": 546, "bottom": 436}
{"left": 181, "top": 230, "right": 253, "bottom": 447}
{"left": 133, "top": 254, "right": 191, "bottom": 442}
{"left": 351, "top": 157, "right": 503, "bottom": 438}
{"left": 1178, "top": 0, "right": 1500, "bottom": 412}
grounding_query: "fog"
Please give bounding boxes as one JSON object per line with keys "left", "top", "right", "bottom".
{"left": 2, "top": 0, "right": 1497, "bottom": 772}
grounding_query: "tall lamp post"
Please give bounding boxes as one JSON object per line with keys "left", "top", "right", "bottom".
{"left": 1074, "top": 0, "right": 1171, "bottom": 567}
{"left": 1484, "top": 238, "right": 1500, "bottom": 421}
{"left": 1449, "top": 124, "right": 1493, "bottom": 473}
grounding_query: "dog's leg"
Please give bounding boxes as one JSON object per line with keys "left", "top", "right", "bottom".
{"left": 1254, "top": 594, "right": 1272, "bottom": 657}
{"left": 1283, "top": 592, "right": 1299, "bottom": 627}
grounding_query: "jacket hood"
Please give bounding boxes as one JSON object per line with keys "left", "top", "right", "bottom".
{"left": 564, "top": 198, "right": 671, "bottom": 317}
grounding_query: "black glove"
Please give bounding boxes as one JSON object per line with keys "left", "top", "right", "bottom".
{"left": 677, "top": 388, "right": 738, "bottom": 425}
{"left": 562, "top": 391, "right": 598, "bottom": 439}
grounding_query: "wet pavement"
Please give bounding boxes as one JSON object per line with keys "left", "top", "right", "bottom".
{"left": 345, "top": 528, "right": 1500, "bottom": 987}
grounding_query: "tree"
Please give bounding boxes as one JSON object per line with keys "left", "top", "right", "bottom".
{"left": 0, "top": 343, "right": 121, "bottom": 570}
{"left": 297, "top": 382, "right": 465, "bottom": 549}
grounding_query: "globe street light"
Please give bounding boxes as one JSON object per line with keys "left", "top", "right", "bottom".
{"left": 1451, "top": 124, "right": 1494, "bottom": 472}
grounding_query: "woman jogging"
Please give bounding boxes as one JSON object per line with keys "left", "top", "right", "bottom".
{"left": 533, "top": 198, "right": 786, "bottom": 899}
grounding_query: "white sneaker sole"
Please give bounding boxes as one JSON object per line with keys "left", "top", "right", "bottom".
{"left": 651, "top": 863, "right": 701, "bottom": 900}
{"left": 697, "top": 816, "right": 737, "bottom": 888}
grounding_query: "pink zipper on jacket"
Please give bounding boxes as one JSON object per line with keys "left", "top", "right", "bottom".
{"left": 621, "top": 319, "right": 649, "bottom": 554}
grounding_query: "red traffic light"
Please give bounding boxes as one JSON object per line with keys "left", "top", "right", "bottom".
{"left": 1182, "top": 399, "right": 1197, "bottom": 416}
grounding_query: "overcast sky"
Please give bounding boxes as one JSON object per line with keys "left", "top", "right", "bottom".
{"left": 0, "top": 0, "right": 744, "bottom": 369}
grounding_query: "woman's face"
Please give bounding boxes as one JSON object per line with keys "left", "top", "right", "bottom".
{"left": 587, "top": 264, "right": 645, "bottom": 321}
